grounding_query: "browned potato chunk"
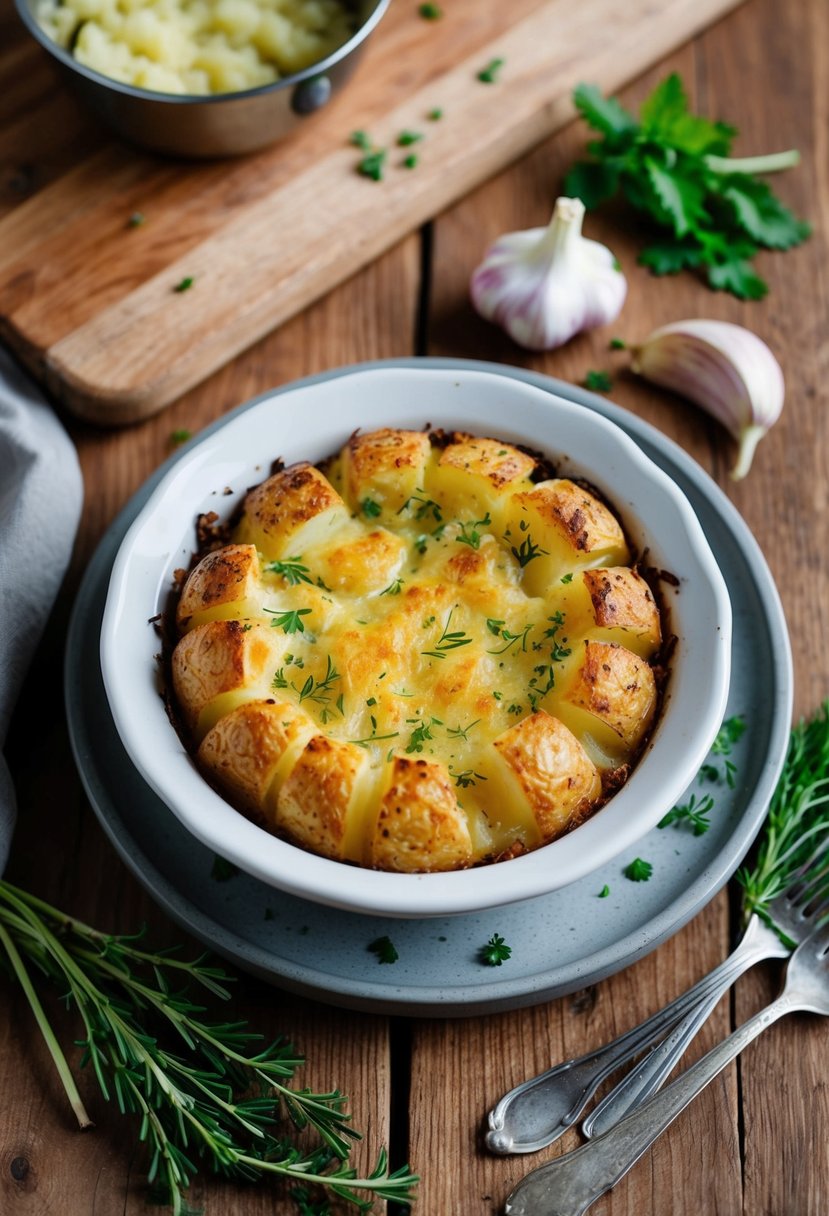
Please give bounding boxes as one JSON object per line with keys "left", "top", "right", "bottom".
{"left": 177, "top": 544, "right": 261, "bottom": 632}
{"left": 171, "top": 620, "right": 285, "bottom": 739}
{"left": 235, "top": 462, "right": 350, "bottom": 559}
{"left": 313, "top": 528, "right": 406, "bottom": 596}
{"left": 582, "top": 568, "right": 661, "bottom": 657}
{"left": 368, "top": 756, "right": 473, "bottom": 872}
{"left": 342, "top": 427, "right": 432, "bottom": 515}
{"left": 491, "top": 711, "right": 601, "bottom": 843}
{"left": 198, "top": 700, "right": 316, "bottom": 819}
{"left": 426, "top": 435, "right": 536, "bottom": 524}
{"left": 503, "top": 479, "right": 629, "bottom": 594}
{"left": 554, "top": 640, "right": 657, "bottom": 763}
{"left": 276, "top": 736, "right": 374, "bottom": 861}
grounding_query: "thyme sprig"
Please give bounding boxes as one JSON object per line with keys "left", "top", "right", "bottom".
{"left": 0, "top": 882, "right": 417, "bottom": 1213}
{"left": 421, "top": 609, "right": 473, "bottom": 660}
{"left": 738, "top": 702, "right": 829, "bottom": 926}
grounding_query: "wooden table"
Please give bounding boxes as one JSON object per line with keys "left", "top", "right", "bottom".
{"left": 2, "top": 0, "right": 827, "bottom": 1211}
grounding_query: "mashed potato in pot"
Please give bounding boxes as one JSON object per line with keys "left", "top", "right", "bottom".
{"left": 36, "top": 0, "right": 358, "bottom": 96}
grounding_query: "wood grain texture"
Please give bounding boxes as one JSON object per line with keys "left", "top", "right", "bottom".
{"left": 1, "top": 0, "right": 828, "bottom": 1212}
{"left": 0, "top": 0, "right": 744, "bottom": 422}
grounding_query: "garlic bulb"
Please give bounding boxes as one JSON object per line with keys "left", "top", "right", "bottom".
{"left": 631, "top": 320, "right": 784, "bottom": 479}
{"left": 470, "top": 197, "right": 627, "bottom": 351}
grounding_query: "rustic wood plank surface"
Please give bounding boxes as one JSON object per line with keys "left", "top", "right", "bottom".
{"left": 1, "top": 0, "right": 827, "bottom": 1213}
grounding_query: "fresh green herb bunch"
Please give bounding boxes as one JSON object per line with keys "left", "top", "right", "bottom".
{"left": 565, "top": 73, "right": 810, "bottom": 299}
{"left": 0, "top": 882, "right": 416, "bottom": 1214}
{"left": 738, "top": 702, "right": 829, "bottom": 927}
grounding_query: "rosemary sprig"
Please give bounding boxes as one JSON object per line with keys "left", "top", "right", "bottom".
{"left": 738, "top": 702, "right": 829, "bottom": 924}
{"left": 0, "top": 883, "right": 417, "bottom": 1213}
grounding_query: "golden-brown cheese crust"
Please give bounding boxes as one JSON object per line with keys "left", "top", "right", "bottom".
{"left": 171, "top": 621, "right": 277, "bottom": 734}
{"left": 493, "top": 711, "right": 601, "bottom": 842}
{"left": 276, "top": 735, "right": 370, "bottom": 860}
{"left": 314, "top": 528, "right": 406, "bottom": 595}
{"left": 369, "top": 756, "right": 473, "bottom": 872}
{"left": 236, "top": 462, "right": 349, "bottom": 558}
{"left": 437, "top": 435, "right": 536, "bottom": 488}
{"left": 177, "top": 544, "right": 260, "bottom": 631}
{"left": 198, "top": 700, "right": 315, "bottom": 817}
{"left": 342, "top": 428, "right": 432, "bottom": 514}
{"left": 563, "top": 640, "right": 656, "bottom": 749}
{"left": 510, "top": 480, "right": 628, "bottom": 557}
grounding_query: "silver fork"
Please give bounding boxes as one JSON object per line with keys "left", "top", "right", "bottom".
{"left": 504, "top": 916, "right": 829, "bottom": 1216}
{"left": 486, "top": 840, "right": 829, "bottom": 1155}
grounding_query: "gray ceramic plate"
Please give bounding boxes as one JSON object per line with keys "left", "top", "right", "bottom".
{"left": 65, "top": 359, "right": 793, "bottom": 1017}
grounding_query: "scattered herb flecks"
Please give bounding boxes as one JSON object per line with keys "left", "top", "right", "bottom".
{"left": 358, "top": 150, "right": 387, "bottom": 182}
{"left": 403, "top": 154, "right": 419, "bottom": 170}
{"left": 397, "top": 130, "right": 423, "bottom": 146}
{"left": 349, "top": 129, "right": 372, "bottom": 150}
{"left": 625, "top": 857, "right": 653, "bottom": 882}
{"left": 584, "top": 369, "right": 613, "bottom": 392}
{"left": 480, "top": 933, "right": 512, "bottom": 966}
{"left": 369, "top": 935, "right": 399, "bottom": 964}
{"left": 173, "top": 276, "right": 194, "bottom": 293}
{"left": 598, "top": 884, "right": 610, "bottom": 898}
{"left": 428, "top": 107, "right": 444, "bottom": 121}
{"left": 609, "top": 337, "right": 627, "bottom": 350}
{"left": 169, "top": 428, "right": 192, "bottom": 447}
{"left": 127, "top": 211, "right": 145, "bottom": 228}
{"left": 361, "top": 496, "right": 382, "bottom": 518}
{"left": 477, "top": 57, "right": 505, "bottom": 84}
{"left": 418, "top": 2, "right": 442, "bottom": 17}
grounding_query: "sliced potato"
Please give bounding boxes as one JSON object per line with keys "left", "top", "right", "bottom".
{"left": 426, "top": 434, "right": 536, "bottom": 525}
{"left": 503, "top": 479, "right": 629, "bottom": 594}
{"left": 235, "top": 462, "right": 350, "bottom": 560}
{"left": 177, "top": 544, "right": 261, "bottom": 632}
{"left": 489, "top": 710, "right": 601, "bottom": 844}
{"left": 342, "top": 428, "right": 432, "bottom": 516}
{"left": 368, "top": 756, "right": 473, "bottom": 872}
{"left": 171, "top": 620, "right": 285, "bottom": 739}
{"left": 553, "top": 640, "right": 657, "bottom": 764}
{"left": 582, "top": 568, "right": 661, "bottom": 657}
{"left": 198, "top": 699, "right": 316, "bottom": 819}
{"left": 276, "top": 735, "right": 375, "bottom": 861}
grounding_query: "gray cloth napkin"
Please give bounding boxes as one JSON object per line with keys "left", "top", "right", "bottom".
{"left": 0, "top": 347, "right": 83, "bottom": 873}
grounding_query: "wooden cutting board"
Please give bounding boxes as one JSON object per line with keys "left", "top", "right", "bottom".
{"left": 0, "top": 0, "right": 744, "bottom": 425}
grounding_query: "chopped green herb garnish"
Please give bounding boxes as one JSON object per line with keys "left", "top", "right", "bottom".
{"left": 403, "top": 153, "right": 419, "bottom": 170}
{"left": 264, "top": 607, "right": 312, "bottom": 635}
{"left": 477, "top": 57, "right": 505, "bottom": 84}
{"left": 487, "top": 620, "right": 533, "bottom": 655}
{"left": 492, "top": 692, "right": 503, "bottom": 702}
{"left": 507, "top": 704, "right": 523, "bottom": 715}
{"left": 350, "top": 129, "right": 372, "bottom": 149}
{"left": 127, "top": 211, "right": 145, "bottom": 228}
{"left": 565, "top": 73, "right": 810, "bottom": 299}
{"left": 271, "top": 668, "right": 288, "bottom": 691}
{"left": 598, "top": 884, "right": 610, "bottom": 898}
{"left": 400, "top": 489, "right": 442, "bottom": 522}
{"left": 366, "top": 696, "right": 377, "bottom": 707}
{"left": 658, "top": 793, "right": 714, "bottom": 836}
{"left": 480, "top": 933, "right": 511, "bottom": 966}
{"left": 446, "top": 719, "right": 480, "bottom": 740}
{"left": 450, "top": 768, "right": 487, "bottom": 789}
{"left": 266, "top": 556, "right": 314, "bottom": 586}
{"left": 418, "top": 1, "right": 442, "bottom": 16}
{"left": 361, "top": 497, "right": 382, "bottom": 518}
{"left": 169, "top": 428, "right": 192, "bottom": 447}
{"left": 380, "top": 578, "right": 404, "bottom": 596}
{"left": 560, "top": 572, "right": 574, "bottom": 584}
{"left": 358, "top": 150, "right": 386, "bottom": 182}
{"left": 210, "top": 855, "right": 239, "bottom": 882}
{"left": 406, "top": 717, "right": 442, "bottom": 753}
{"left": 296, "top": 655, "right": 342, "bottom": 719}
{"left": 368, "top": 936, "right": 399, "bottom": 964}
{"left": 173, "top": 276, "right": 194, "bottom": 293}
{"left": 584, "top": 370, "right": 613, "bottom": 392}
{"left": 428, "top": 107, "right": 443, "bottom": 121}
{"left": 609, "top": 337, "right": 627, "bottom": 350}
{"left": 456, "top": 512, "right": 491, "bottom": 550}
{"left": 511, "top": 533, "right": 549, "bottom": 567}
{"left": 352, "top": 723, "right": 401, "bottom": 748}
{"left": 421, "top": 608, "right": 474, "bottom": 659}
{"left": 711, "top": 715, "right": 747, "bottom": 755}
{"left": 625, "top": 857, "right": 653, "bottom": 882}
{"left": 397, "top": 130, "right": 423, "bottom": 146}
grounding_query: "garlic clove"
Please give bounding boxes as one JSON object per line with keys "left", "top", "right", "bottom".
{"left": 470, "top": 197, "right": 626, "bottom": 351}
{"left": 631, "top": 320, "right": 784, "bottom": 479}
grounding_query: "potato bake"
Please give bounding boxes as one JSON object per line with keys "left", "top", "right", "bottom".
{"left": 171, "top": 428, "right": 664, "bottom": 873}
{"left": 36, "top": 0, "right": 357, "bottom": 96}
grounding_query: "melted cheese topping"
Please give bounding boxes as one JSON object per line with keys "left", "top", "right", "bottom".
{"left": 173, "top": 428, "right": 663, "bottom": 872}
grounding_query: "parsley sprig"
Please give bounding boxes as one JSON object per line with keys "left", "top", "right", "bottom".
{"left": 266, "top": 557, "right": 314, "bottom": 587}
{"left": 0, "top": 883, "right": 417, "bottom": 1214}
{"left": 565, "top": 73, "right": 810, "bottom": 299}
{"left": 265, "top": 607, "right": 312, "bottom": 635}
{"left": 480, "top": 934, "right": 512, "bottom": 966}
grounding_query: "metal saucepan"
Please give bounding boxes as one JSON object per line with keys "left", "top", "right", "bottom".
{"left": 13, "top": 0, "right": 389, "bottom": 158}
